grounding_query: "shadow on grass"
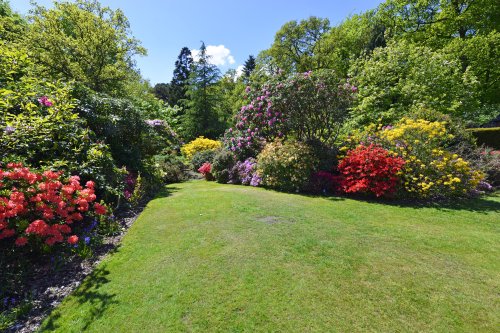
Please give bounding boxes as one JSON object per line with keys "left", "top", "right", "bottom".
{"left": 41, "top": 266, "right": 117, "bottom": 332}
{"left": 152, "top": 184, "right": 182, "bottom": 200}
{"left": 322, "top": 192, "right": 500, "bottom": 213}
{"left": 221, "top": 182, "right": 500, "bottom": 214}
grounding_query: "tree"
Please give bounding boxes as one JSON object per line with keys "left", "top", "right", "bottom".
{"left": 444, "top": 31, "right": 500, "bottom": 107}
{"left": 0, "top": 0, "right": 26, "bottom": 42}
{"left": 183, "top": 42, "right": 223, "bottom": 139}
{"left": 213, "top": 69, "right": 246, "bottom": 127}
{"left": 153, "top": 82, "right": 172, "bottom": 103}
{"left": 321, "top": 10, "right": 386, "bottom": 77}
{"left": 243, "top": 55, "right": 256, "bottom": 77}
{"left": 25, "top": 0, "right": 146, "bottom": 94}
{"left": 378, "top": 0, "right": 500, "bottom": 46}
{"left": 350, "top": 40, "right": 482, "bottom": 127}
{"left": 266, "top": 16, "right": 331, "bottom": 73}
{"left": 153, "top": 47, "right": 192, "bottom": 106}
{"left": 168, "top": 47, "right": 193, "bottom": 106}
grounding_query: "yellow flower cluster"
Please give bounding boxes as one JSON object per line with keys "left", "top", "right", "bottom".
{"left": 381, "top": 118, "right": 451, "bottom": 145}
{"left": 400, "top": 148, "right": 483, "bottom": 198}
{"left": 181, "top": 137, "right": 221, "bottom": 160}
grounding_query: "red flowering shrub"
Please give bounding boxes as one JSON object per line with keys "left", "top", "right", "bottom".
{"left": 0, "top": 163, "right": 108, "bottom": 251}
{"left": 198, "top": 162, "right": 213, "bottom": 181}
{"left": 337, "top": 144, "right": 405, "bottom": 197}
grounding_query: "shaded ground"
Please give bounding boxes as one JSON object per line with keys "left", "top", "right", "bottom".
{"left": 40, "top": 181, "right": 500, "bottom": 332}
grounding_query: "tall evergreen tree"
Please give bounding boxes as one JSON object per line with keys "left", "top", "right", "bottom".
{"left": 170, "top": 46, "right": 193, "bottom": 105}
{"left": 153, "top": 47, "right": 192, "bottom": 106}
{"left": 184, "top": 41, "right": 222, "bottom": 139}
{"left": 243, "top": 55, "right": 256, "bottom": 77}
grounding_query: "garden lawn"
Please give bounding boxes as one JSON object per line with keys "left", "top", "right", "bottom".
{"left": 41, "top": 181, "right": 500, "bottom": 332}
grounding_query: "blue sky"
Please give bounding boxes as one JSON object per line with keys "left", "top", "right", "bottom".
{"left": 11, "top": 0, "right": 384, "bottom": 85}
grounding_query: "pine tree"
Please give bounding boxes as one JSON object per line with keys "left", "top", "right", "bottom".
{"left": 183, "top": 41, "right": 222, "bottom": 139}
{"left": 243, "top": 55, "right": 256, "bottom": 77}
{"left": 167, "top": 47, "right": 193, "bottom": 106}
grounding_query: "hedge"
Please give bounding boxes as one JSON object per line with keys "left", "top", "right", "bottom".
{"left": 468, "top": 127, "right": 500, "bottom": 149}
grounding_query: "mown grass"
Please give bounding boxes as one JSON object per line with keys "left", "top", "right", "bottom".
{"left": 41, "top": 181, "right": 500, "bottom": 332}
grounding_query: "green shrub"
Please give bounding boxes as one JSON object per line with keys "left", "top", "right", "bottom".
{"left": 74, "top": 87, "right": 176, "bottom": 171}
{"left": 191, "top": 150, "right": 216, "bottom": 170}
{"left": 153, "top": 154, "right": 187, "bottom": 184}
{"left": 257, "top": 140, "right": 318, "bottom": 192}
{"left": 452, "top": 143, "right": 500, "bottom": 187}
{"left": 468, "top": 127, "right": 500, "bottom": 149}
{"left": 211, "top": 149, "right": 237, "bottom": 183}
{"left": 305, "top": 139, "right": 338, "bottom": 171}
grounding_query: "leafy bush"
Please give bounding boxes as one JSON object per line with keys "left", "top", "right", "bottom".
{"left": 130, "top": 161, "right": 166, "bottom": 200}
{"left": 477, "top": 149, "right": 500, "bottom": 187}
{"left": 152, "top": 154, "right": 187, "bottom": 184}
{"left": 306, "top": 171, "right": 336, "bottom": 194}
{"left": 305, "top": 139, "right": 338, "bottom": 172}
{"left": 211, "top": 149, "right": 236, "bottom": 183}
{"left": 0, "top": 43, "right": 124, "bottom": 203}
{"left": 336, "top": 144, "right": 405, "bottom": 197}
{"left": 380, "top": 119, "right": 484, "bottom": 198}
{"left": 181, "top": 136, "right": 222, "bottom": 160}
{"left": 75, "top": 88, "right": 176, "bottom": 171}
{"left": 446, "top": 143, "right": 500, "bottom": 188}
{"left": 257, "top": 140, "right": 318, "bottom": 192}
{"left": 191, "top": 150, "right": 216, "bottom": 170}
{"left": 342, "top": 117, "right": 485, "bottom": 199}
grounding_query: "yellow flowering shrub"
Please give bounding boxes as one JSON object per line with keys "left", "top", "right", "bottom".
{"left": 257, "top": 140, "right": 318, "bottom": 192}
{"left": 181, "top": 137, "right": 221, "bottom": 160}
{"left": 380, "top": 118, "right": 484, "bottom": 198}
{"left": 398, "top": 150, "right": 483, "bottom": 197}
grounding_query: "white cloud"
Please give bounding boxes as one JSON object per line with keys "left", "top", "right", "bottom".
{"left": 192, "top": 44, "right": 236, "bottom": 66}
{"left": 235, "top": 65, "right": 245, "bottom": 78}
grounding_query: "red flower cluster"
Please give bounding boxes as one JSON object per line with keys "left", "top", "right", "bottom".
{"left": 198, "top": 162, "right": 213, "bottom": 181}
{"left": 0, "top": 163, "right": 107, "bottom": 248}
{"left": 198, "top": 162, "right": 212, "bottom": 175}
{"left": 337, "top": 144, "right": 405, "bottom": 197}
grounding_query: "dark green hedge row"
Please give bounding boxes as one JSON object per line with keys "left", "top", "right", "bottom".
{"left": 468, "top": 127, "right": 500, "bottom": 149}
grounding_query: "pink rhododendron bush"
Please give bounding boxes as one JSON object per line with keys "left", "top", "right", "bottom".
{"left": 223, "top": 69, "right": 356, "bottom": 158}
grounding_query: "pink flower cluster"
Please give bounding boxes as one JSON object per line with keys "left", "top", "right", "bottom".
{"left": 224, "top": 85, "right": 287, "bottom": 155}
{"left": 37, "top": 96, "right": 53, "bottom": 107}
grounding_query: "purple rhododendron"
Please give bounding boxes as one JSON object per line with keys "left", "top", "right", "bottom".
{"left": 228, "top": 158, "right": 261, "bottom": 186}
